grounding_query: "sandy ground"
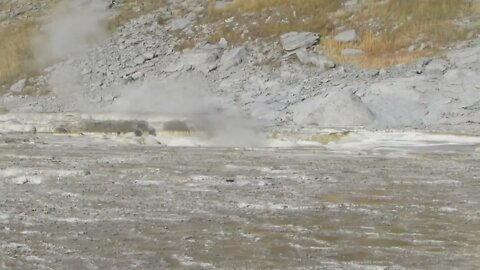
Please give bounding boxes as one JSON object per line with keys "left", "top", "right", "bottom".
{"left": 1, "top": 128, "right": 479, "bottom": 269}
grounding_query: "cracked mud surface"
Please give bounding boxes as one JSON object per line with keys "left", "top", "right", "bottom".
{"left": 0, "top": 133, "right": 479, "bottom": 269}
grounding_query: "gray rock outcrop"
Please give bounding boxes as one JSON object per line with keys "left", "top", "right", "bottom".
{"left": 280, "top": 32, "right": 320, "bottom": 51}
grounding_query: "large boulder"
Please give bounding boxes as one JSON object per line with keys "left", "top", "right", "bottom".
{"left": 361, "top": 78, "right": 427, "bottom": 127}
{"left": 280, "top": 32, "right": 320, "bottom": 51}
{"left": 291, "top": 89, "right": 375, "bottom": 127}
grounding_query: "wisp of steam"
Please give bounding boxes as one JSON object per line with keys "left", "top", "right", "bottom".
{"left": 34, "top": 0, "right": 111, "bottom": 63}
{"left": 36, "top": 0, "right": 265, "bottom": 147}
{"left": 111, "top": 74, "right": 266, "bottom": 147}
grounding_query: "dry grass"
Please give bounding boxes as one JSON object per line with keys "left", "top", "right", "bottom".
{"left": 207, "top": 0, "right": 480, "bottom": 67}
{"left": 0, "top": 0, "right": 60, "bottom": 93}
{"left": 175, "top": 39, "right": 196, "bottom": 52}
{"left": 336, "top": 0, "right": 477, "bottom": 67}
{"left": 1, "top": 0, "right": 479, "bottom": 91}
{"left": 0, "top": 0, "right": 165, "bottom": 93}
{"left": 0, "top": 20, "right": 40, "bottom": 91}
{"left": 108, "top": 0, "right": 166, "bottom": 31}
{"left": 206, "top": 0, "right": 342, "bottom": 42}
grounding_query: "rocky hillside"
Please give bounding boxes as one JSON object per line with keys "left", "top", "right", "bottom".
{"left": 1, "top": 0, "right": 480, "bottom": 133}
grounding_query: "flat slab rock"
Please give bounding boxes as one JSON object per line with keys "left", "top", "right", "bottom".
{"left": 280, "top": 32, "right": 320, "bottom": 51}
{"left": 334, "top": 29, "right": 359, "bottom": 42}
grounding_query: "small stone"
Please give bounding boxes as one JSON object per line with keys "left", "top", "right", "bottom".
{"left": 133, "top": 55, "right": 146, "bottom": 65}
{"left": 9, "top": 79, "right": 26, "bottom": 93}
{"left": 334, "top": 29, "right": 358, "bottom": 42}
{"left": 142, "top": 52, "right": 155, "bottom": 60}
{"left": 419, "top": 42, "right": 430, "bottom": 51}
{"left": 218, "top": 38, "right": 228, "bottom": 49}
{"left": 367, "top": 69, "right": 379, "bottom": 77}
{"left": 341, "top": 48, "right": 364, "bottom": 56}
{"left": 130, "top": 71, "right": 144, "bottom": 81}
{"left": 425, "top": 59, "right": 449, "bottom": 74}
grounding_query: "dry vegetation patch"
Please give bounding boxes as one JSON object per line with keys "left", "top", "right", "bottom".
{"left": 0, "top": 0, "right": 60, "bottom": 93}
{"left": 108, "top": 0, "right": 166, "bottom": 31}
{"left": 206, "top": 0, "right": 342, "bottom": 42}
{"left": 0, "top": 0, "right": 166, "bottom": 93}
{"left": 1, "top": 0, "right": 479, "bottom": 93}
{"left": 206, "top": 0, "right": 480, "bottom": 67}
{"left": 0, "top": 20, "right": 39, "bottom": 91}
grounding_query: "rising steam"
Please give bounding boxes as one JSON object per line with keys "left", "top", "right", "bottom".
{"left": 34, "top": 0, "right": 112, "bottom": 63}
{"left": 36, "top": 0, "right": 265, "bottom": 147}
{"left": 111, "top": 74, "right": 266, "bottom": 147}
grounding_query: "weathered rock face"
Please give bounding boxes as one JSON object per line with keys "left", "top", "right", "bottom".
{"left": 362, "top": 66, "right": 480, "bottom": 128}
{"left": 280, "top": 32, "right": 320, "bottom": 51}
{"left": 362, "top": 78, "right": 427, "bottom": 127}
{"left": 291, "top": 89, "right": 375, "bottom": 127}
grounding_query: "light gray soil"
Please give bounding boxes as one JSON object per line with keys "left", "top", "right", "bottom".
{"left": 1, "top": 132, "right": 479, "bottom": 269}
{"left": 2, "top": 1, "right": 480, "bottom": 269}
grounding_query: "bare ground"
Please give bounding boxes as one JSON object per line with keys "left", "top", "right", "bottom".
{"left": 0, "top": 132, "right": 479, "bottom": 269}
